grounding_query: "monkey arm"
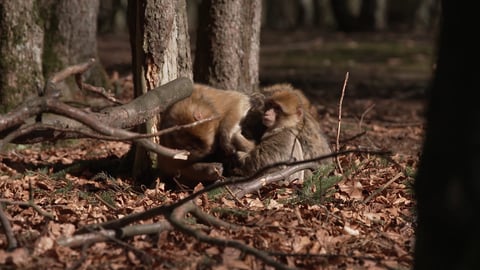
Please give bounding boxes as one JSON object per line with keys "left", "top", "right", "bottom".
{"left": 236, "top": 129, "right": 303, "bottom": 177}
{"left": 231, "top": 132, "right": 255, "bottom": 152}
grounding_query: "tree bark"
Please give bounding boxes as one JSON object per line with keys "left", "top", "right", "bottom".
{"left": 263, "top": 0, "right": 300, "bottom": 30}
{"left": 40, "top": 0, "right": 106, "bottom": 100}
{"left": 414, "top": 1, "right": 480, "bottom": 269}
{"left": 330, "top": 0, "right": 386, "bottom": 32}
{"left": 128, "top": 0, "right": 192, "bottom": 180}
{"left": 193, "top": 0, "right": 261, "bottom": 93}
{"left": 329, "top": 0, "right": 358, "bottom": 32}
{"left": 98, "top": 0, "right": 128, "bottom": 34}
{"left": 0, "top": 77, "right": 193, "bottom": 150}
{"left": 0, "top": 1, "right": 44, "bottom": 113}
{"left": 0, "top": 0, "right": 107, "bottom": 113}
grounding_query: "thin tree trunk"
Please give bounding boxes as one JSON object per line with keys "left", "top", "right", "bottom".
{"left": 414, "top": 1, "right": 480, "bottom": 269}
{"left": 41, "top": 0, "right": 106, "bottom": 101}
{"left": 128, "top": 0, "right": 192, "bottom": 181}
{"left": 0, "top": 1, "right": 44, "bottom": 113}
{"left": 193, "top": 0, "right": 261, "bottom": 93}
{"left": 0, "top": 0, "right": 106, "bottom": 113}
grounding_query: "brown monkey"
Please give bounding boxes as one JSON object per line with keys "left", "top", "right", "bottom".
{"left": 262, "top": 83, "right": 320, "bottom": 120}
{"left": 233, "top": 85, "right": 332, "bottom": 180}
{"left": 264, "top": 84, "right": 332, "bottom": 165}
{"left": 157, "top": 83, "right": 255, "bottom": 186}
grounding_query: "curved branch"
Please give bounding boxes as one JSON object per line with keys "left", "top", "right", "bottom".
{"left": 229, "top": 162, "right": 319, "bottom": 198}
{"left": 167, "top": 201, "right": 297, "bottom": 270}
{"left": 42, "top": 99, "right": 188, "bottom": 159}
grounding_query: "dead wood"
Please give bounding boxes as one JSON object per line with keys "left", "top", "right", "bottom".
{"left": 228, "top": 162, "right": 319, "bottom": 198}
{"left": 0, "top": 206, "right": 17, "bottom": 251}
{"left": 0, "top": 59, "right": 194, "bottom": 160}
{"left": 72, "top": 200, "right": 295, "bottom": 270}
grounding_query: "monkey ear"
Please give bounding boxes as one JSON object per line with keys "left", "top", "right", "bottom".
{"left": 194, "top": 111, "right": 204, "bottom": 121}
{"left": 296, "top": 107, "right": 303, "bottom": 118}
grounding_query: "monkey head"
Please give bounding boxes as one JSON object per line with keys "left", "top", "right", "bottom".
{"left": 160, "top": 98, "right": 219, "bottom": 162}
{"left": 263, "top": 90, "right": 304, "bottom": 130}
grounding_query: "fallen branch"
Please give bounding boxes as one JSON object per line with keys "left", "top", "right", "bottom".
{"left": 166, "top": 201, "right": 298, "bottom": 270}
{"left": 363, "top": 172, "right": 404, "bottom": 204}
{"left": 78, "top": 148, "right": 391, "bottom": 233}
{"left": 228, "top": 162, "right": 318, "bottom": 198}
{"left": 0, "top": 206, "right": 17, "bottom": 251}
{"left": 58, "top": 220, "right": 174, "bottom": 248}
{"left": 73, "top": 201, "right": 295, "bottom": 269}
{"left": 68, "top": 148, "right": 390, "bottom": 270}
{"left": 0, "top": 59, "right": 193, "bottom": 145}
{"left": 0, "top": 199, "right": 55, "bottom": 219}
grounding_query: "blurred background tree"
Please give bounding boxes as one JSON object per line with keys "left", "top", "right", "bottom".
{"left": 0, "top": 0, "right": 108, "bottom": 113}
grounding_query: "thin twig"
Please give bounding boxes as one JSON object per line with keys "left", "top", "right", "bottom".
{"left": 1, "top": 116, "right": 219, "bottom": 148}
{"left": 0, "top": 199, "right": 55, "bottom": 219}
{"left": 359, "top": 103, "right": 376, "bottom": 129}
{"left": 58, "top": 222, "right": 173, "bottom": 247}
{"left": 94, "top": 194, "right": 118, "bottom": 210}
{"left": 335, "top": 72, "right": 349, "bottom": 174}
{"left": 363, "top": 172, "right": 403, "bottom": 204}
{"left": 229, "top": 162, "right": 318, "bottom": 198}
{"left": 338, "top": 131, "right": 366, "bottom": 144}
{"left": 167, "top": 201, "right": 297, "bottom": 270}
{"left": 0, "top": 205, "right": 18, "bottom": 250}
{"left": 49, "top": 58, "right": 96, "bottom": 84}
{"left": 80, "top": 81, "right": 125, "bottom": 105}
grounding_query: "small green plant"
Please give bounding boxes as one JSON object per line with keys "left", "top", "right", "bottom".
{"left": 79, "top": 191, "right": 96, "bottom": 204}
{"left": 97, "top": 190, "right": 118, "bottom": 209}
{"left": 91, "top": 171, "right": 115, "bottom": 182}
{"left": 50, "top": 168, "right": 69, "bottom": 180}
{"left": 210, "top": 207, "right": 249, "bottom": 219}
{"left": 290, "top": 164, "right": 340, "bottom": 205}
{"left": 55, "top": 179, "right": 75, "bottom": 195}
{"left": 207, "top": 187, "right": 226, "bottom": 200}
{"left": 403, "top": 165, "right": 417, "bottom": 196}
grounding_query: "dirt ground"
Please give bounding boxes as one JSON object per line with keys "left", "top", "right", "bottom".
{"left": 0, "top": 31, "right": 430, "bottom": 269}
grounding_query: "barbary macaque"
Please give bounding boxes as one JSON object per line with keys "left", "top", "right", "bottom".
{"left": 157, "top": 83, "right": 255, "bottom": 186}
{"left": 233, "top": 84, "right": 332, "bottom": 181}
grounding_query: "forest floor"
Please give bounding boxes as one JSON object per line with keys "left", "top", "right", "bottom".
{"left": 0, "top": 31, "right": 432, "bottom": 269}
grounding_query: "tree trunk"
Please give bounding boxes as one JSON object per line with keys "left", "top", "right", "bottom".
{"left": 312, "top": 0, "right": 335, "bottom": 29}
{"left": 330, "top": 0, "right": 358, "bottom": 32}
{"left": 98, "top": 0, "right": 128, "bottom": 34}
{"left": 414, "top": 0, "right": 440, "bottom": 33}
{"left": 41, "top": 0, "right": 106, "bottom": 101}
{"left": 414, "top": 1, "right": 480, "bottom": 269}
{"left": 330, "top": 0, "right": 386, "bottom": 32}
{"left": 263, "top": 0, "right": 300, "bottom": 30}
{"left": 0, "top": 1, "right": 44, "bottom": 113}
{"left": 0, "top": 0, "right": 106, "bottom": 113}
{"left": 128, "top": 0, "right": 192, "bottom": 181}
{"left": 193, "top": 0, "right": 261, "bottom": 93}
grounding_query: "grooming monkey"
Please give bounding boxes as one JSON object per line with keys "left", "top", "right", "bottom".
{"left": 232, "top": 84, "right": 332, "bottom": 180}
{"left": 157, "top": 84, "right": 255, "bottom": 186}
{"left": 263, "top": 84, "right": 332, "bottom": 165}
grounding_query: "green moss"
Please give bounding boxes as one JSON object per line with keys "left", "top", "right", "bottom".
{"left": 0, "top": 3, "right": 45, "bottom": 113}
{"left": 38, "top": 2, "right": 63, "bottom": 78}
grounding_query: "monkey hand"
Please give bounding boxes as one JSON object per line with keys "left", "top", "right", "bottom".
{"left": 221, "top": 143, "right": 237, "bottom": 156}
{"left": 236, "top": 151, "right": 248, "bottom": 162}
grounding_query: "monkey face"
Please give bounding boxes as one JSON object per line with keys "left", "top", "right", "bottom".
{"left": 262, "top": 107, "right": 277, "bottom": 128}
